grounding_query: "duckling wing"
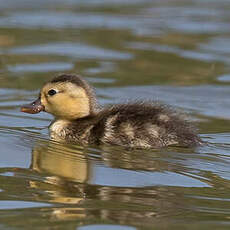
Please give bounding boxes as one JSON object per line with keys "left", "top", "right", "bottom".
{"left": 94, "top": 102, "right": 200, "bottom": 148}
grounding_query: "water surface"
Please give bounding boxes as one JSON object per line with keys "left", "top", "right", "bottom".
{"left": 1, "top": 0, "right": 230, "bottom": 229}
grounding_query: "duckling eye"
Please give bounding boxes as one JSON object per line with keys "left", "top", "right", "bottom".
{"left": 48, "top": 89, "right": 57, "bottom": 96}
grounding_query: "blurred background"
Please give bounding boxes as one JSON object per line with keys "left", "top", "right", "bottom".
{"left": 1, "top": 0, "right": 230, "bottom": 230}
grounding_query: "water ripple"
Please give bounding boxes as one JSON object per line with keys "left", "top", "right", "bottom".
{"left": 0, "top": 201, "right": 51, "bottom": 210}
{"left": 8, "top": 62, "right": 74, "bottom": 73}
{"left": 9, "top": 42, "right": 133, "bottom": 60}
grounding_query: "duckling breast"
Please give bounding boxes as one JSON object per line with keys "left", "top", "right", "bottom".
{"left": 49, "top": 120, "right": 71, "bottom": 141}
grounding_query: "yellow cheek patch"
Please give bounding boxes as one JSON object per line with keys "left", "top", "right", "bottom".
{"left": 40, "top": 82, "right": 90, "bottom": 120}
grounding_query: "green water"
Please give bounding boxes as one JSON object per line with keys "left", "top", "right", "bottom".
{"left": 1, "top": 0, "right": 230, "bottom": 229}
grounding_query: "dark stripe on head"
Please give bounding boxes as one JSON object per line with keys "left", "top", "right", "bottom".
{"left": 51, "top": 74, "right": 88, "bottom": 88}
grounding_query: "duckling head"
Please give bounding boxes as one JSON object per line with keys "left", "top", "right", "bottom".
{"left": 21, "top": 74, "right": 98, "bottom": 120}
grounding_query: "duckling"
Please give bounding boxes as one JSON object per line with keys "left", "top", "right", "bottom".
{"left": 21, "top": 74, "right": 201, "bottom": 148}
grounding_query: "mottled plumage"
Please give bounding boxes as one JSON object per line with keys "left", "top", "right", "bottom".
{"left": 21, "top": 74, "right": 201, "bottom": 148}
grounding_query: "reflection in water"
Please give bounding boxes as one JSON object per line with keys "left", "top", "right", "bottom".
{"left": 31, "top": 142, "right": 89, "bottom": 183}
{"left": 0, "top": 134, "right": 230, "bottom": 229}
{"left": 31, "top": 141, "right": 88, "bottom": 206}
{"left": 27, "top": 140, "right": 203, "bottom": 225}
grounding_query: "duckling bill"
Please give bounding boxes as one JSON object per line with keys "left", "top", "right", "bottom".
{"left": 21, "top": 97, "right": 44, "bottom": 114}
{"left": 21, "top": 74, "right": 201, "bottom": 148}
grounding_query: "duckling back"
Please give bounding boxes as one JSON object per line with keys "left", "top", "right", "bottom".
{"left": 64, "top": 102, "right": 201, "bottom": 148}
